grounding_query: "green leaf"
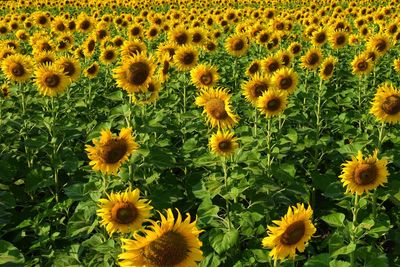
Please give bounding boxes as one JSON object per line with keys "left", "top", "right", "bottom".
{"left": 0, "top": 240, "right": 25, "bottom": 265}
{"left": 304, "top": 253, "right": 330, "bottom": 267}
{"left": 321, "top": 213, "right": 345, "bottom": 228}
{"left": 329, "top": 260, "right": 351, "bottom": 267}
{"left": 287, "top": 128, "right": 298, "bottom": 143}
{"left": 331, "top": 243, "right": 356, "bottom": 258}
{"left": 209, "top": 228, "right": 239, "bottom": 254}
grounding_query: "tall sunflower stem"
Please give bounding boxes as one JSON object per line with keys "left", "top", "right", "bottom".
{"left": 49, "top": 97, "right": 59, "bottom": 203}
{"left": 273, "top": 258, "right": 279, "bottom": 267}
{"left": 125, "top": 94, "right": 132, "bottom": 128}
{"left": 221, "top": 157, "right": 232, "bottom": 230}
{"left": 302, "top": 70, "right": 309, "bottom": 110}
{"left": 316, "top": 77, "right": 323, "bottom": 139}
{"left": 350, "top": 193, "right": 359, "bottom": 266}
{"left": 266, "top": 118, "right": 272, "bottom": 178}
{"left": 19, "top": 83, "right": 26, "bottom": 115}
{"left": 253, "top": 107, "right": 258, "bottom": 137}
{"left": 377, "top": 122, "right": 385, "bottom": 150}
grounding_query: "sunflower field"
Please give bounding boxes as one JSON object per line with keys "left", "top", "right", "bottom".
{"left": 2, "top": 0, "right": 400, "bottom": 266}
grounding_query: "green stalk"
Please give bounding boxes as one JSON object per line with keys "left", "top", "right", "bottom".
{"left": 372, "top": 122, "right": 386, "bottom": 219}
{"left": 222, "top": 157, "right": 232, "bottom": 230}
{"left": 350, "top": 193, "right": 359, "bottom": 266}
{"left": 266, "top": 118, "right": 272, "bottom": 177}
{"left": 316, "top": 77, "right": 323, "bottom": 139}
{"left": 253, "top": 107, "right": 258, "bottom": 137}
{"left": 273, "top": 258, "right": 279, "bottom": 267}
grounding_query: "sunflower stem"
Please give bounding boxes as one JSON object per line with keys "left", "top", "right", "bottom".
{"left": 316, "top": 76, "right": 323, "bottom": 139}
{"left": 19, "top": 83, "right": 26, "bottom": 115}
{"left": 302, "top": 70, "right": 309, "bottom": 111}
{"left": 377, "top": 122, "right": 385, "bottom": 150}
{"left": 273, "top": 258, "right": 279, "bottom": 267}
{"left": 266, "top": 118, "right": 272, "bottom": 178}
{"left": 50, "top": 96, "right": 59, "bottom": 203}
{"left": 253, "top": 107, "right": 258, "bottom": 137}
{"left": 125, "top": 94, "right": 132, "bottom": 128}
{"left": 350, "top": 193, "right": 359, "bottom": 266}
{"left": 221, "top": 157, "right": 232, "bottom": 230}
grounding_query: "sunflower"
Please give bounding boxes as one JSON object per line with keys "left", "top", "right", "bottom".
{"left": 119, "top": 208, "right": 203, "bottom": 267}
{"left": 113, "top": 36, "right": 125, "bottom": 48}
{"left": 190, "top": 27, "right": 206, "bottom": 46}
{"left": 256, "top": 30, "right": 270, "bottom": 46}
{"left": 262, "top": 203, "right": 316, "bottom": 261}
{"left": 173, "top": 45, "right": 198, "bottom": 71}
{"left": 1, "top": 54, "right": 33, "bottom": 83}
{"left": 158, "top": 54, "right": 170, "bottom": 83}
{"left": 132, "top": 78, "right": 162, "bottom": 106}
{"left": 271, "top": 67, "right": 298, "bottom": 94}
{"left": 329, "top": 30, "right": 348, "bottom": 49}
{"left": 156, "top": 42, "right": 176, "bottom": 61}
{"left": 34, "top": 64, "right": 70, "bottom": 97}
{"left": 242, "top": 73, "right": 271, "bottom": 105}
{"left": 190, "top": 64, "right": 219, "bottom": 89}
{"left": 351, "top": 54, "right": 373, "bottom": 76}
{"left": 246, "top": 60, "right": 262, "bottom": 77}
{"left": 146, "top": 25, "right": 161, "bottom": 40}
{"left": 55, "top": 56, "right": 81, "bottom": 82}
{"left": 84, "top": 62, "right": 99, "bottom": 79}
{"left": 169, "top": 26, "right": 191, "bottom": 46}
{"left": 300, "top": 48, "right": 323, "bottom": 70}
{"left": 1, "top": 83, "right": 10, "bottom": 99}
{"left": 121, "top": 39, "right": 147, "bottom": 58}
{"left": 257, "top": 90, "right": 288, "bottom": 118}
{"left": 100, "top": 46, "right": 118, "bottom": 65}
{"left": 393, "top": 59, "right": 400, "bottom": 72}
{"left": 204, "top": 40, "right": 217, "bottom": 53}
{"left": 0, "top": 45, "right": 15, "bottom": 61}
{"left": 209, "top": 130, "right": 239, "bottom": 157}
{"left": 367, "top": 33, "right": 391, "bottom": 56}
{"left": 370, "top": 83, "right": 400, "bottom": 124}
{"left": 86, "top": 127, "right": 139, "bottom": 174}
{"left": 319, "top": 56, "right": 337, "bottom": 81}
{"left": 97, "top": 187, "right": 152, "bottom": 235}
{"left": 15, "top": 29, "right": 29, "bottom": 41}
{"left": 83, "top": 35, "right": 96, "bottom": 58}
{"left": 276, "top": 50, "right": 293, "bottom": 67}
{"left": 263, "top": 56, "right": 282, "bottom": 75}
{"left": 311, "top": 28, "right": 328, "bottom": 46}
{"left": 113, "top": 52, "right": 155, "bottom": 93}
{"left": 77, "top": 13, "right": 95, "bottom": 33}
{"left": 339, "top": 149, "right": 389, "bottom": 195}
{"left": 195, "top": 87, "right": 239, "bottom": 129}
{"left": 288, "top": 42, "right": 302, "bottom": 56}
{"left": 34, "top": 50, "right": 56, "bottom": 66}
{"left": 128, "top": 23, "right": 143, "bottom": 39}
{"left": 225, "top": 34, "right": 249, "bottom": 57}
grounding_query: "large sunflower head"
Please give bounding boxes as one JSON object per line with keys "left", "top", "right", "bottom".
{"left": 113, "top": 52, "right": 155, "bottom": 93}
{"left": 242, "top": 73, "right": 271, "bottom": 105}
{"left": 257, "top": 89, "right": 288, "bottom": 118}
{"left": 97, "top": 187, "right": 152, "bottom": 235}
{"left": 367, "top": 33, "right": 391, "bottom": 56}
{"left": 271, "top": 67, "right": 298, "bottom": 94}
{"left": 85, "top": 127, "right": 139, "bottom": 174}
{"left": 262, "top": 203, "right": 316, "bottom": 261}
{"left": 351, "top": 54, "right": 373, "bottom": 76}
{"left": 190, "top": 64, "right": 219, "bottom": 89}
{"left": 195, "top": 87, "right": 239, "bottom": 129}
{"left": 1, "top": 53, "right": 33, "bottom": 83}
{"left": 119, "top": 209, "right": 203, "bottom": 267}
{"left": 173, "top": 45, "right": 198, "bottom": 72}
{"left": 55, "top": 56, "right": 81, "bottom": 82}
{"left": 34, "top": 64, "right": 70, "bottom": 97}
{"left": 319, "top": 56, "right": 337, "bottom": 81}
{"left": 339, "top": 149, "right": 389, "bottom": 195}
{"left": 209, "top": 130, "right": 239, "bottom": 157}
{"left": 370, "top": 83, "right": 400, "bottom": 124}
{"left": 225, "top": 34, "right": 249, "bottom": 57}
{"left": 300, "top": 47, "right": 323, "bottom": 70}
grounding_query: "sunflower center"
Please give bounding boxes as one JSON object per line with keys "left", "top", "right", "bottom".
{"left": 354, "top": 163, "right": 377, "bottom": 185}
{"left": 182, "top": 52, "right": 195, "bottom": 65}
{"left": 62, "top": 62, "right": 76, "bottom": 76}
{"left": 38, "top": 16, "right": 47, "bottom": 25}
{"left": 88, "top": 40, "right": 95, "bottom": 52}
{"left": 192, "top": 33, "right": 202, "bottom": 43}
{"left": 336, "top": 35, "right": 346, "bottom": 45}
{"left": 11, "top": 62, "right": 25, "bottom": 77}
{"left": 323, "top": 63, "right": 334, "bottom": 76}
{"left": 268, "top": 62, "right": 279, "bottom": 72}
{"left": 101, "top": 139, "right": 128, "bottom": 164}
{"left": 376, "top": 40, "right": 387, "bottom": 52}
{"left": 127, "top": 62, "right": 150, "bottom": 85}
{"left": 41, "top": 43, "right": 52, "bottom": 52}
{"left": 149, "top": 28, "right": 157, "bottom": 36}
{"left": 176, "top": 33, "right": 188, "bottom": 45}
{"left": 260, "top": 33, "right": 269, "bottom": 43}
{"left": 80, "top": 20, "right": 91, "bottom": 30}
{"left": 280, "top": 220, "right": 306, "bottom": 245}
{"left": 114, "top": 39, "right": 123, "bottom": 47}
{"left": 131, "top": 27, "right": 140, "bottom": 35}
{"left": 205, "top": 98, "right": 229, "bottom": 120}
{"left": 282, "top": 55, "right": 290, "bottom": 66}
{"left": 249, "top": 63, "right": 259, "bottom": 74}
{"left": 105, "top": 51, "right": 115, "bottom": 60}
{"left": 357, "top": 61, "right": 368, "bottom": 71}
{"left": 206, "top": 42, "right": 216, "bottom": 51}
{"left": 200, "top": 72, "right": 213, "bottom": 85}
{"left": 162, "top": 61, "right": 169, "bottom": 75}
{"left": 87, "top": 64, "right": 97, "bottom": 74}
{"left": 254, "top": 82, "right": 268, "bottom": 97}
{"left": 56, "top": 23, "right": 65, "bottom": 31}
{"left": 144, "top": 231, "right": 188, "bottom": 266}
{"left": 0, "top": 26, "right": 7, "bottom": 34}
{"left": 111, "top": 202, "right": 138, "bottom": 224}
{"left": 279, "top": 77, "right": 293, "bottom": 90}
{"left": 316, "top": 33, "right": 326, "bottom": 43}
{"left": 292, "top": 45, "right": 300, "bottom": 54}
{"left": 148, "top": 83, "right": 155, "bottom": 92}
{"left": 276, "top": 22, "right": 284, "bottom": 30}
{"left": 381, "top": 95, "right": 400, "bottom": 115}
{"left": 233, "top": 39, "right": 245, "bottom": 51}
{"left": 308, "top": 53, "right": 319, "bottom": 65}
{"left": 267, "top": 98, "right": 281, "bottom": 111}
{"left": 44, "top": 74, "right": 61, "bottom": 88}
{"left": 218, "top": 140, "right": 232, "bottom": 152}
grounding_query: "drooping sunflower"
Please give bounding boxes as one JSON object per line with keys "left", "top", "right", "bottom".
{"left": 34, "top": 64, "right": 70, "bottom": 97}
{"left": 1, "top": 53, "right": 33, "bottom": 83}
{"left": 319, "top": 56, "right": 337, "bottom": 81}
{"left": 257, "top": 90, "right": 288, "bottom": 118}
{"left": 242, "top": 73, "right": 271, "bottom": 105}
{"left": 190, "top": 64, "right": 219, "bottom": 89}
{"left": 85, "top": 127, "right": 139, "bottom": 174}
{"left": 97, "top": 187, "right": 152, "bottom": 235}
{"left": 119, "top": 208, "right": 203, "bottom": 267}
{"left": 173, "top": 45, "right": 198, "bottom": 72}
{"left": 351, "top": 54, "right": 373, "bottom": 76}
{"left": 55, "top": 56, "right": 81, "bottom": 82}
{"left": 262, "top": 203, "right": 316, "bottom": 261}
{"left": 225, "top": 34, "right": 249, "bottom": 57}
{"left": 195, "top": 87, "right": 239, "bottom": 129}
{"left": 113, "top": 52, "right": 155, "bottom": 93}
{"left": 370, "top": 83, "right": 400, "bottom": 124}
{"left": 100, "top": 46, "right": 118, "bottom": 65}
{"left": 300, "top": 48, "right": 323, "bottom": 70}
{"left": 84, "top": 62, "right": 100, "bottom": 79}
{"left": 339, "top": 149, "right": 389, "bottom": 195}
{"left": 271, "top": 67, "right": 298, "bottom": 94}
{"left": 209, "top": 130, "right": 239, "bottom": 157}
